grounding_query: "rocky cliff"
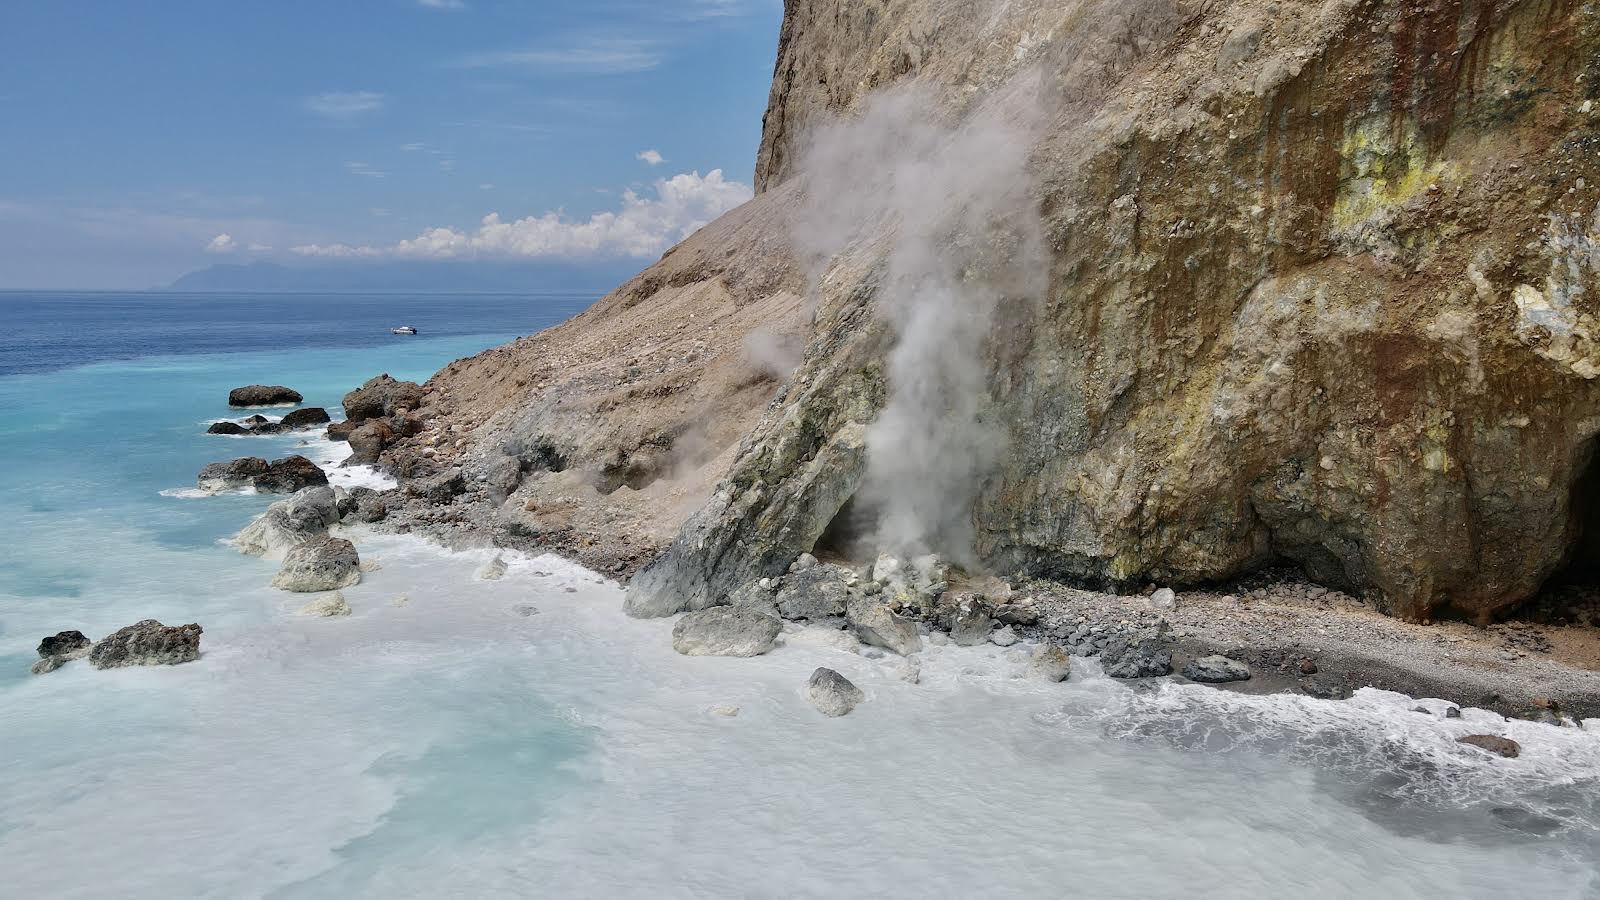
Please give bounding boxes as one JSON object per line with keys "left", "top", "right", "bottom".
{"left": 396, "top": 0, "right": 1600, "bottom": 625}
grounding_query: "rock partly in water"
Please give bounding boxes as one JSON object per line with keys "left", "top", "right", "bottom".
{"left": 271, "top": 536, "right": 361, "bottom": 592}
{"left": 346, "top": 420, "right": 395, "bottom": 465}
{"left": 477, "top": 554, "right": 508, "bottom": 581}
{"left": 1026, "top": 643, "right": 1072, "bottom": 682}
{"left": 989, "top": 625, "right": 1019, "bottom": 647}
{"left": 342, "top": 374, "right": 424, "bottom": 424}
{"left": 1458, "top": 735, "right": 1521, "bottom": 758}
{"left": 197, "top": 456, "right": 270, "bottom": 491}
{"left": 280, "top": 407, "right": 332, "bottom": 429}
{"left": 948, "top": 598, "right": 994, "bottom": 647}
{"left": 1182, "top": 655, "right": 1252, "bottom": 683}
{"left": 407, "top": 467, "right": 466, "bottom": 503}
{"left": 31, "top": 630, "right": 92, "bottom": 674}
{"left": 845, "top": 594, "right": 922, "bottom": 656}
{"left": 234, "top": 486, "right": 339, "bottom": 559}
{"left": 672, "top": 606, "right": 782, "bottom": 657}
{"left": 806, "top": 667, "right": 864, "bottom": 717}
{"left": 254, "top": 455, "right": 330, "bottom": 493}
{"left": 786, "top": 624, "right": 861, "bottom": 654}
{"left": 1100, "top": 637, "right": 1174, "bottom": 679}
{"left": 345, "top": 486, "right": 391, "bottom": 523}
{"left": 207, "top": 421, "right": 248, "bottom": 435}
{"left": 228, "top": 385, "right": 302, "bottom": 407}
{"left": 88, "top": 620, "right": 202, "bottom": 669}
{"left": 298, "top": 591, "right": 352, "bottom": 617}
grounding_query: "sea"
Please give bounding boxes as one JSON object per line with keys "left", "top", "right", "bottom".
{"left": 1, "top": 291, "right": 1598, "bottom": 899}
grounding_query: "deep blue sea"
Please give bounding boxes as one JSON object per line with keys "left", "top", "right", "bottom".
{"left": 1, "top": 291, "right": 1598, "bottom": 899}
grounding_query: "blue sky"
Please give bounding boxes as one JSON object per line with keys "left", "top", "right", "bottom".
{"left": 0, "top": 0, "right": 782, "bottom": 289}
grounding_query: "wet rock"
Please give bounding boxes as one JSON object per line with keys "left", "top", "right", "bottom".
{"left": 1100, "top": 637, "right": 1173, "bottom": 679}
{"left": 207, "top": 421, "right": 248, "bottom": 435}
{"left": 1027, "top": 643, "right": 1072, "bottom": 682}
{"left": 989, "top": 625, "right": 1019, "bottom": 647}
{"left": 948, "top": 597, "right": 994, "bottom": 646}
{"left": 477, "top": 554, "right": 508, "bottom": 581}
{"left": 1300, "top": 672, "right": 1352, "bottom": 700}
{"left": 845, "top": 595, "right": 922, "bottom": 656}
{"left": 197, "top": 456, "right": 269, "bottom": 491}
{"left": 271, "top": 536, "right": 361, "bottom": 592}
{"left": 298, "top": 591, "right": 352, "bottom": 617}
{"left": 342, "top": 374, "right": 423, "bottom": 424}
{"left": 38, "top": 630, "right": 91, "bottom": 658}
{"left": 672, "top": 606, "right": 782, "bottom": 657}
{"left": 326, "top": 420, "right": 359, "bottom": 442}
{"left": 1457, "top": 735, "right": 1521, "bottom": 758}
{"left": 346, "top": 420, "right": 395, "bottom": 466}
{"left": 280, "top": 407, "right": 332, "bottom": 429}
{"left": 1445, "top": 706, "right": 1463, "bottom": 719}
{"left": 708, "top": 704, "right": 741, "bottom": 717}
{"left": 345, "top": 487, "right": 390, "bottom": 523}
{"left": 408, "top": 467, "right": 466, "bottom": 503}
{"left": 774, "top": 564, "right": 852, "bottom": 620}
{"left": 255, "top": 455, "right": 329, "bottom": 493}
{"left": 234, "top": 486, "right": 339, "bottom": 559}
{"left": 894, "top": 655, "right": 921, "bottom": 684}
{"left": 806, "top": 667, "right": 863, "bottom": 717}
{"left": 88, "top": 620, "right": 202, "bottom": 668}
{"left": 1182, "top": 655, "right": 1251, "bottom": 683}
{"left": 228, "top": 385, "right": 302, "bottom": 407}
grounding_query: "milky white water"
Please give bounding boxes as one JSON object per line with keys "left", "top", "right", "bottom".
{"left": 3, "top": 294, "right": 1599, "bottom": 898}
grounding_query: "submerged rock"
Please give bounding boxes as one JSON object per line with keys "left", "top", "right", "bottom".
{"left": 672, "top": 606, "right": 782, "bottom": 657}
{"left": 1182, "top": 655, "right": 1252, "bottom": 683}
{"left": 228, "top": 385, "right": 302, "bottom": 407}
{"left": 298, "top": 591, "right": 352, "bottom": 617}
{"left": 786, "top": 625, "right": 861, "bottom": 654}
{"left": 272, "top": 536, "right": 361, "bottom": 592}
{"left": 477, "top": 554, "right": 508, "bottom": 581}
{"left": 845, "top": 595, "right": 922, "bottom": 656}
{"left": 1027, "top": 643, "right": 1073, "bottom": 682}
{"left": 88, "top": 620, "right": 202, "bottom": 669}
{"left": 1457, "top": 735, "right": 1521, "bottom": 759}
{"left": 806, "top": 667, "right": 863, "bottom": 717}
{"left": 280, "top": 407, "right": 332, "bottom": 429}
{"left": 234, "top": 486, "right": 339, "bottom": 559}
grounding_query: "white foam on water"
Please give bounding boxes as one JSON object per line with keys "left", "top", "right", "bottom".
{"left": 2, "top": 535, "right": 1597, "bottom": 899}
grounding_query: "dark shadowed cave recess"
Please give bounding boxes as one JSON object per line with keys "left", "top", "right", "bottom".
{"left": 812, "top": 494, "right": 878, "bottom": 565}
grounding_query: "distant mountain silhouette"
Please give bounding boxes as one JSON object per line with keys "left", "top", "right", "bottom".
{"left": 166, "top": 260, "right": 643, "bottom": 293}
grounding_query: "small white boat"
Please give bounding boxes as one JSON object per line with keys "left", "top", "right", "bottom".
{"left": 391, "top": 325, "right": 418, "bottom": 335}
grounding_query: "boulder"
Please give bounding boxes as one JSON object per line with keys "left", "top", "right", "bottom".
{"left": 280, "top": 407, "right": 332, "bottom": 429}
{"left": 234, "top": 486, "right": 339, "bottom": 559}
{"left": 346, "top": 488, "right": 390, "bottom": 523}
{"left": 207, "top": 421, "right": 248, "bottom": 435}
{"left": 271, "top": 536, "right": 361, "bottom": 592}
{"left": 31, "top": 630, "right": 92, "bottom": 674}
{"left": 342, "top": 374, "right": 424, "bottom": 424}
{"left": 483, "top": 453, "right": 524, "bottom": 501}
{"left": 477, "top": 554, "right": 508, "bottom": 581}
{"left": 948, "top": 598, "right": 994, "bottom": 646}
{"left": 298, "top": 592, "right": 352, "bottom": 617}
{"left": 1027, "top": 643, "right": 1073, "bottom": 682}
{"left": 88, "top": 620, "right": 202, "bottom": 669}
{"left": 1457, "top": 735, "right": 1521, "bottom": 759}
{"left": 1150, "top": 588, "right": 1178, "bottom": 610}
{"left": 254, "top": 455, "right": 329, "bottom": 493}
{"left": 1300, "top": 673, "right": 1352, "bottom": 700}
{"left": 774, "top": 564, "right": 852, "bottom": 620}
{"left": 326, "top": 420, "right": 359, "bottom": 442}
{"left": 786, "top": 625, "right": 861, "bottom": 654}
{"left": 228, "top": 385, "right": 301, "bottom": 407}
{"left": 408, "top": 467, "right": 466, "bottom": 503}
{"left": 346, "top": 420, "right": 395, "bottom": 466}
{"left": 1100, "top": 637, "right": 1174, "bottom": 679}
{"left": 989, "top": 625, "right": 1019, "bottom": 647}
{"left": 844, "top": 595, "right": 922, "bottom": 656}
{"left": 727, "top": 579, "right": 780, "bottom": 617}
{"left": 1182, "top": 655, "right": 1252, "bottom": 683}
{"left": 197, "top": 456, "right": 269, "bottom": 491}
{"left": 993, "top": 602, "right": 1039, "bottom": 626}
{"left": 671, "top": 606, "right": 782, "bottom": 657}
{"left": 806, "top": 667, "right": 864, "bottom": 717}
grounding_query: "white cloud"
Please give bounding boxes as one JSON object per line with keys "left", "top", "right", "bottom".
{"left": 305, "top": 91, "right": 385, "bottom": 119}
{"left": 291, "top": 169, "right": 751, "bottom": 261}
{"left": 206, "top": 233, "right": 237, "bottom": 254}
{"left": 345, "top": 161, "right": 387, "bottom": 178}
{"left": 418, "top": 0, "right": 466, "bottom": 8}
{"left": 456, "top": 38, "right": 663, "bottom": 74}
{"left": 636, "top": 149, "right": 665, "bottom": 166}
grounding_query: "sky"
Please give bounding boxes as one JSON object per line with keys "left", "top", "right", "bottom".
{"left": 0, "top": 0, "right": 783, "bottom": 289}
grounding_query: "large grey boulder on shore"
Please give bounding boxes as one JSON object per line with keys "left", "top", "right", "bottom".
{"left": 845, "top": 595, "right": 921, "bottom": 657}
{"left": 234, "top": 486, "right": 339, "bottom": 559}
{"left": 672, "top": 606, "right": 781, "bottom": 657}
{"left": 806, "top": 667, "right": 864, "bottom": 717}
{"left": 774, "top": 564, "right": 851, "bottom": 621}
{"left": 89, "top": 620, "right": 202, "bottom": 669}
{"left": 1182, "top": 655, "right": 1251, "bottom": 684}
{"left": 229, "top": 385, "right": 302, "bottom": 407}
{"left": 272, "top": 536, "right": 361, "bottom": 592}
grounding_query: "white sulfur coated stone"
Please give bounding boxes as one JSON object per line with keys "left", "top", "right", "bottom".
{"left": 672, "top": 606, "right": 782, "bottom": 657}
{"left": 477, "top": 554, "right": 508, "bottom": 581}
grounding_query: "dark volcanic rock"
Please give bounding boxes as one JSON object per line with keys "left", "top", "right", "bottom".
{"left": 228, "top": 385, "right": 302, "bottom": 407}
{"left": 281, "top": 407, "right": 332, "bottom": 429}
{"left": 407, "top": 467, "right": 465, "bottom": 503}
{"left": 254, "top": 455, "right": 329, "bottom": 493}
{"left": 346, "top": 420, "right": 394, "bottom": 465}
{"left": 1300, "top": 672, "right": 1353, "bottom": 700}
{"left": 1457, "top": 735, "right": 1521, "bottom": 758}
{"left": 342, "top": 375, "right": 424, "bottom": 424}
{"left": 89, "top": 620, "right": 203, "bottom": 668}
{"left": 207, "top": 421, "right": 248, "bottom": 435}
{"left": 197, "top": 456, "right": 270, "bottom": 491}
{"left": 1100, "top": 637, "right": 1173, "bottom": 679}
{"left": 326, "top": 420, "right": 359, "bottom": 442}
{"left": 38, "top": 630, "right": 90, "bottom": 658}
{"left": 1182, "top": 655, "right": 1251, "bottom": 683}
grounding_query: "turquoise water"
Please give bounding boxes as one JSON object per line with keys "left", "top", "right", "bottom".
{"left": 3, "top": 294, "right": 1600, "bottom": 898}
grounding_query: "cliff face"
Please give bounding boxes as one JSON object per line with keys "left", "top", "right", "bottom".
{"left": 406, "top": 0, "right": 1600, "bottom": 624}
{"left": 632, "top": 0, "right": 1600, "bottom": 623}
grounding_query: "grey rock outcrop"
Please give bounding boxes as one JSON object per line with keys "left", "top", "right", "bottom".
{"left": 1100, "top": 638, "right": 1173, "bottom": 679}
{"left": 774, "top": 564, "right": 852, "bottom": 620}
{"left": 228, "top": 385, "right": 301, "bottom": 407}
{"left": 1026, "top": 643, "right": 1072, "bottom": 682}
{"left": 88, "top": 620, "right": 202, "bottom": 668}
{"left": 234, "top": 486, "right": 340, "bottom": 559}
{"left": 806, "top": 667, "right": 864, "bottom": 717}
{"left": 1182, "top": 655, "right": 1252, "bottom": 684}
{"left": 671, "top": 606, "right": 782, "bottom": 657}
{"left": 948, "top": 598, "right": 994, "bottom": 647}
{"left": 844, "top": 594, "right": 921, "bottom": 657}
{"left": 271, "top": 536, "right": 361, "bottom": 592}
{"left": 408, "top": 467, "right": 465, "bottom": 503}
